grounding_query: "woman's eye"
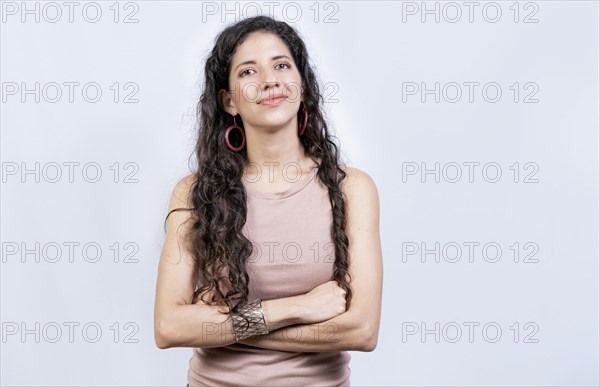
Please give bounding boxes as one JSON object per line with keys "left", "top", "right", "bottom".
{"left": 239, "top": 63, "right": 289, "bottom": 77}
{"left": 239, "top": 69, "right": 254, "bottom": 77}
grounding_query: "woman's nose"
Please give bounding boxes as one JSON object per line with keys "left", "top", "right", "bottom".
{"left": 261, "top": 80, "right": 280, "bottom": 90}
{"left": 259, "top": 80, "right": 280, "bottom": 102}
{"left": 259, "top": 66, "right": 280, "bottom": 87}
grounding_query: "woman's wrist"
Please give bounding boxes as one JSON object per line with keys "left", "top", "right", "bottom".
{"left": 261, "top": 295, "right": 306, "bottom": 331}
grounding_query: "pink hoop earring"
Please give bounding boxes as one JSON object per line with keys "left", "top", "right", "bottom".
{"left": 224, "top": 116, "right": 245, "bottom": 152}
{"left": 298, "top": 107, "right": 308, "bottom": 136}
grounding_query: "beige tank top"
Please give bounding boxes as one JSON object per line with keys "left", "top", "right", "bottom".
{"left": 187, "top": 164, "right": 351, "bottom": 386}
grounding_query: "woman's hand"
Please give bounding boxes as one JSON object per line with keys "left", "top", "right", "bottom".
{"left": 192, "top": 286, "right": 230, "bottom": 313}
{"left": 296, "top": 280, "right": 347, "bottom": 325}
{"left": 192, "top": 286, "right": 222, "bottom": 306}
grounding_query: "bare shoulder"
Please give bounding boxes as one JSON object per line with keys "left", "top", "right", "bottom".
{"left": 341, "top": 166, "right": 379, "bottom": 202}
{"left": 169, "top": 173, "right": 197, "bottom": 211}
{"left": 164, "top": 173, "right": 198, "bottom": 233}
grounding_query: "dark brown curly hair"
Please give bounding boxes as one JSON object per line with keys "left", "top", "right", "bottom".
{"left": 164, "top": 15, "right": 353, "bottom": 325}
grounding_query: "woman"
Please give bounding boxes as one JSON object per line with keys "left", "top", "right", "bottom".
{"left": 154, "top": 15, "right": 383, "bottom": 386}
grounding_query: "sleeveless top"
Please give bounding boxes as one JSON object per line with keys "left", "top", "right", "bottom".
{"left": 187, "top": 164, "right": 352, "bottom": 386}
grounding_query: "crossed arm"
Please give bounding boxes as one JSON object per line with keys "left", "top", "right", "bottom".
{"left": 155, "top": 168, "right": 383, "bottom": 352}
{"left": 239, "top": 168, "right": 383, "bottom": 352}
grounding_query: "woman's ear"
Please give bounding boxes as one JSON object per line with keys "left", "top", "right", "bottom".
{"left": 218, "top": 89, "right": 237, "bottom": 116}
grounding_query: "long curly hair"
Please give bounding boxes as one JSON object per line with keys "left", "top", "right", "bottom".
{"left": 165, "top": 15, "right": 353, "bottom": 323}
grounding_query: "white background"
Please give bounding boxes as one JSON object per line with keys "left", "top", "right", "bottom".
{"left": 1, "top": 1, "right": 599, "bottom": 385}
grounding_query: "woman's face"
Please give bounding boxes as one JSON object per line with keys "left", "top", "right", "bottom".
{"left": 220, "top": 31, "right": 303, "bottom": 131}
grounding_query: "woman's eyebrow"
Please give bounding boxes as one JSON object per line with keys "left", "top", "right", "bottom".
{"left": 234, "top": 55, "right": 292, "bottom": 71}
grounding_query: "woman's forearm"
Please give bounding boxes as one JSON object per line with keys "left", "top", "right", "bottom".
{"left": 239, "top": 310, "right": 370, "bottom": 352}
{"left": 155, "top": 295, "right": 305, "bottom": 349}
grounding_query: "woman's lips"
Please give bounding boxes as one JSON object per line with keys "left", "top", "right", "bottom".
{"left": 258, "top": 96, "right": 286, "bottom": 106}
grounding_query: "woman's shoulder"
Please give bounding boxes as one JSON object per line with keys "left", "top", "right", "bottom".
{"left": 339, "top": 164, "right": 379, "bottom": 199}
{"left": 169, "top": 173, "right": 197, "bottom": 210}
{"left": 176, "top": 173, "right": 197, "bottom": 188}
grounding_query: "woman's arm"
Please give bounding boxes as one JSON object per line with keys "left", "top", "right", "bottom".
{"left": 154, "top": 175, "right": 312, "bottom": 349}
{"left": 239, "top": 167, "right": 384, "bottom": 352}
{"left": 154, "top": 175, "right": 301, "bottom": 349}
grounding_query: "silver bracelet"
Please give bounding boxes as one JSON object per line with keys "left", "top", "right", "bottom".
{"left": 230, "top": 298, "right": 269, "bottom": 342}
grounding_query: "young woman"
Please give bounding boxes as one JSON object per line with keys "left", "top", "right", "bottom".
{"left": 154, "top": 15, "right": 383, "bottom": 386}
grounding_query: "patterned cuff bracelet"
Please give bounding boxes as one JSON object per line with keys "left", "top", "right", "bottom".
{"left": 230, "top": 298, "right": 269, "bottom": 342}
